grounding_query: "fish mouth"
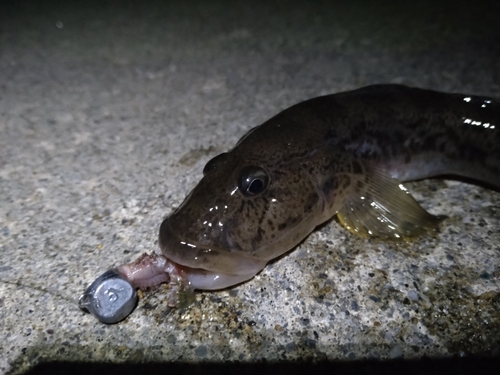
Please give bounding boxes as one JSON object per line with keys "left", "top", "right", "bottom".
{"left": 114, "top": 250, "right": 255, "bottom": 292}
{"left": 158, "top": 217, "right": 267, "bottom": 288}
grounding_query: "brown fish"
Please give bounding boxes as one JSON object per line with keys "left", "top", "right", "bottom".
{"left": 113, "top": 84, "right": 499, "bottom": 309}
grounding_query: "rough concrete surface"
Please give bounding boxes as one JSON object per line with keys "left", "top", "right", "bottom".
{"left": 1, "top": 0, "right": 500, "bottom": 374}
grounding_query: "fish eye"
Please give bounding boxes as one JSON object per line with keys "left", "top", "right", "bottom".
{"left": 238, "top": 166, "right": 269, "bottom": 196}
{"left": 203, "top": 153, "right": 228, "bottom": 175}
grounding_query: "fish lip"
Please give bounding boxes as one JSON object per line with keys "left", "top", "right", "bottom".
{"left": 158, "top": 217, "right": 206, "bottom": 268}
{"left": 158, "top": 216, "right": 229, "bottom": 270}
{"left": 159, "top": 216, "right": 267, "bottom": 276}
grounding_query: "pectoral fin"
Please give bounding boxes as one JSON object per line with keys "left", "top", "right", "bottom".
{"left": 337, "top": 166, "right": 443, "bottom": 239}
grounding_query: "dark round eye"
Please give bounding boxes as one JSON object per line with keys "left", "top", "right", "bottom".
{"left": 238, "top": 166, "right": 269, "bottom": 196}
{"left": 203, "top": 153, "right": 228, "bottom": 175}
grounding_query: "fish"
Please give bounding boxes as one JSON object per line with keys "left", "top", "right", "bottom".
{"left": 118, "top": 84, "right": 500, "bottom": 300}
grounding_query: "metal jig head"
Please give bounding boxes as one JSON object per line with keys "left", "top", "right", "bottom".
{"left": 79, "top": 269, "right": 137, "bottom": 324}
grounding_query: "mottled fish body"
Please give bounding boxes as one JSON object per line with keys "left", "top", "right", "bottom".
{"left": 143, "top": 85, "right": 500, "bottom": 293}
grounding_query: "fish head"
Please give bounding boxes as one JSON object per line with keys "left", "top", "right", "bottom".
{"left": 159, "top": 139, "right": 326, "bottom": 290}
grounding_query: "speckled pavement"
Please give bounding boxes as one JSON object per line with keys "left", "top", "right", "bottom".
{"left": 1, "top": 1, "right": 500, "bottom": 374}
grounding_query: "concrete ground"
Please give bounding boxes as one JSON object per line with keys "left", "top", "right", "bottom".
{"left": 1, "top": 0, "right": 500, "bottom": 373}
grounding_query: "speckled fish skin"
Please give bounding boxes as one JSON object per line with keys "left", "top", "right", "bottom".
{"left": 159, "top": 84, "right": 500, "bottom": 290}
